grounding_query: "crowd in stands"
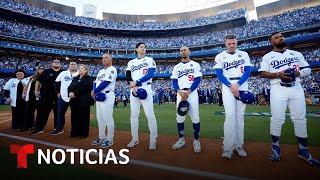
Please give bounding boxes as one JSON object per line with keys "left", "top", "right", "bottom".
{"left": 0, "top": 5, "right": 319, "bottom": 49}
{"left": 0, "top": 0, "right": 246, "bottom": 30}
{"left": 0, "top": 48, "right": 319, "bottom": 76}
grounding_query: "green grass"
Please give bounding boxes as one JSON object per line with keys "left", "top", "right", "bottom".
{"left": 90, "top": 104, "right": 320, "bottom": 146}
{"left": 0, "top": 105, "right": 11, "bottom": 111}
{"left": 0, "top": 144, "right": 126, "bottom": 178}
{"left": 1, "top": 103, "right": 319, "bottom": 146}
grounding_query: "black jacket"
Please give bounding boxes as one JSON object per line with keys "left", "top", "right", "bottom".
{"left": 68, "top": 74, "right": 94, "bottom": 106}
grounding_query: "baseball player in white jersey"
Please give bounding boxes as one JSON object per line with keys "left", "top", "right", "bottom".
{"left": 170, "top": 46, "right": 202, "bottom": 153}
{"left": 214, "top": 35, "right": 252, "bottom": 159}
{"left": 126, "top": 42, "right": 158, "bottom": 150}
{"left": 91, "top": 54, "right": 117, "bottom": 148}
{"left": 51, "top": 61, "right": 78, "bottom": 135}
{"left": 259, "top": 32, "right": 319, "bottom": 166}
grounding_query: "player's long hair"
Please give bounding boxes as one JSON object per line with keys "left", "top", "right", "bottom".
{"left": 29, "top": 66, "right": 44, "bottom": 83}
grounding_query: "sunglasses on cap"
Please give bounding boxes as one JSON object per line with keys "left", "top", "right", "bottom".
{"left": 53, "top": 60, "right": 60, "bottom": 63}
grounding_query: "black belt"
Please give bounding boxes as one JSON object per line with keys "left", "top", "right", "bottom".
{"left": 229, "top": 77, "right": 241, "bottom": 80}
{"left": 181, "top": 88, "right": 190, "bottom": 91}
{"left": 105, "top": 91, "right": 110, "bottom": 93}
{"left": 137, "top": 82, "right": 151, "bottom": 87}
{"left": 280, "top": 82, "right": 295, "bottom": 87}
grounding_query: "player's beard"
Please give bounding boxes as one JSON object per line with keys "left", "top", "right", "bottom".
{"left": 274, "top": 41, "right": 287, "bottom": 49}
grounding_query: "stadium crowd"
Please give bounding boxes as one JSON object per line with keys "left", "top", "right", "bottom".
{"left": 0, "top": 0, "right": 246, "bottom": 30}
{"left": 0, "top": 47, "right": 319, "bottom": 75}
{"left": 0, "top": 5, "right": 319, "bottom": 49}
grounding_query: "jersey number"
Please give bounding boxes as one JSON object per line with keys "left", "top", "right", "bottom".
{"left": 188, "top": 75, "right": 194, "bottom": 81}
{"left": 240, "top": 66, "right": 244, "bottom": 73}
{"left": 143, "top": 68, "right": 148, "bottom": 74}
{"left": 293, "top": 64, "right": 300, "bottom": 72}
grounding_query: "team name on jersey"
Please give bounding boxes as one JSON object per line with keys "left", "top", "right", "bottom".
{"left": 64, "top": 76, "right": 73, "bottom": 81}
{"left": 131, "top": 62, "right": 148, "bottom": 72}
{"left": 177, "top": 68, "right": 195, "bottom": 78}
{"left": 222, "top": 59, "right": 245, "bottom": 70}
{"left": 97, "top": 74, "right": 105, "bottom": 81}
{"left": 271, "top": 57, "right": 299, "bottom": 69}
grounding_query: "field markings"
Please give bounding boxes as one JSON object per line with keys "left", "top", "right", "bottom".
{"left": 0, "top": 119, "right": 11, "bottom": 123}
{"left": 0, "top": 133, "right": 250, "bottom": 180}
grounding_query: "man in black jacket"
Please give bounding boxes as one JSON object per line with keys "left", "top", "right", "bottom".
{"left": 31, "top": 60, "right": 62, "bottom": 135}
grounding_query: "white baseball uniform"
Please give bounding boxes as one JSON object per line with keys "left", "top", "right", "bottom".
{"left": 259, "top": 49, "right": 310, "bottom": 138}
{"left": 94, "top": 66, "right": 117, "bottom": 141}
{"left": 4, "top": 78, "right": 28, "bottom": 107}
{"left": 126, "top": 57, "right": 158, "bottom": 143}
{"left": 55, "top": 70, "right": 77, "bottom": 102}
{"left": 214, "top": 50, "right": 252, "bottom": 151}
{"left": 170, "top": 60, "right": 202, "bottom": 123}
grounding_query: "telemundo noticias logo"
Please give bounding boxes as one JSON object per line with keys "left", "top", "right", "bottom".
{"left": 10, "top": 144, "right": 130, "bottom": 168}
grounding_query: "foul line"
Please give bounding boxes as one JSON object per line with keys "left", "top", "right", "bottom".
{"left": 0, "top": 133, "right": 250, "bottom": 180}
{"left": 0, "top": 119, "right": 11, "bottom": 123}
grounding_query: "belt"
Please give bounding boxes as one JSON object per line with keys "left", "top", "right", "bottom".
{"left": 181, "top": 88, "right": 190, "bottom": 91}
{"left": 229, "top": 77, "right": 241, "bottom": 80}
{"left": 280, "top": 82, "right": 295, "bottom": 87}
{"left": 137, "top": 82, "right": 151, "bottom": 87}
{"left": 105, "top": 91, "right": 110, "bottom": 93}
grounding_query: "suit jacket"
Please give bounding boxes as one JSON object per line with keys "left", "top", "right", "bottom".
{"left": 68, "top": 74, "right": 94, "bottom": 106}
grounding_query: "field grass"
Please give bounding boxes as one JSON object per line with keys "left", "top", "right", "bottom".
{"left": 90, "top": 103, "right": 320, "bottom": 146}
{"left": 0, "top": 144, "right": 126, "bottom": 178}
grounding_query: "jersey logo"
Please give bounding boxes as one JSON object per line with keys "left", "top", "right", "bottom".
{"left": 222, "top": 59, "right": 245, "bottom": 70}
{"left": 271, "top": 57, "right": 299, "bottom": 69}
{"left": 131, "top": 62, "right": 148, "bottom": 72}
{"left": 177, "top": 68, "right": 195, "bottom": 78}
{"left": 64, "top": 76, "right": 72, "bottom": 81}
{"left": 97, "top": 74, "right": 105, "bottom": 81}
{"left": 11, "top": 83, "right": 16, "bottom": 88}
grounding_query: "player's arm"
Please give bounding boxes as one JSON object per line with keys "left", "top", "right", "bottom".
{"left": 215, "top": 68, "right": 231, "bottom": 87}
{"left": 259, "top": 71, "right": 292, "bottom": 81}
{"left": 135, "top": 67, "right": 155, "bottom": 85}
{"left": 237, "top": 53, "right": 252, "bottom": 86}
{"left": 4, "top": 79, "right": 12, "bottom": 104}
{"left": 237, "top": 66, "right": 251, "bottom": 85}
{"left": 296, "top": 53, "right": 311, "bottom": 77}
{"left": 94, "top": 81, "right": 110, "bottom": 93}
{"left": 188, "top": 63, "right": 202, "bottom": 94}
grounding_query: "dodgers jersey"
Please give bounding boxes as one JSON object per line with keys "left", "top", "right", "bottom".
{"left": 259, "top": 49, "right": 309, "bottom": 84}
{"left": 126, "top": 56, "right": 156, "bottom": 84}
{"left": 4, "top": 78, "right": 28, "bottom": 107}
{"left": 95, "top": 66, "right": 117, "bottom": 92}
{"left": 214, "top": 50, "right": 252, "bottom": 78}
{"left": 170, "top": 60, "right": 202, "bottom": 89}
{"left": 55, "top": 70, "right": 78, "bottom": 102}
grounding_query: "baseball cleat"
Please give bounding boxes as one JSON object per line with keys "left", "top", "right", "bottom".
{"left": 172, "top": 138, "right": 185, "bottom": 150}
{"left": 100, "top": 141, "right": 114, "bottom": 148}
{"left": 149, "top": 142, "right": 157, "bottom": 150}
{"left": 235, "top": 147, "right": 247, "bottom": 157}
{"left": 127, "top": 140, "right": 139, "bottom": 148}
{"left": 298, "top": 148, "right": 320, "bottom": 167}
{"left": 270, "top": 145, "right": 281, "bottom": 161}
{"left": 222, "top": 150, "right": 233, "bottom": 160}
{"left": 91, "top": 138, "right": 104, "bottom": 145}
{"left": 193, "top": 140, "right": 201, "bottom": 153}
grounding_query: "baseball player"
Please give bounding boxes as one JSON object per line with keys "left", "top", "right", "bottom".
{"left": 259, "top": 32, "right": 319, "bottom": 166}
{"left": 170, "top": 46, "right": 202, "bottom": 153}
{"left": 91, "top": 54, "right": 117, "bottom": 148}
{"left": 214, "top": 35, "right": 252, "bottom": 159}
{"left": 126, "top": 42, "right": 158, "bottom": 150}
